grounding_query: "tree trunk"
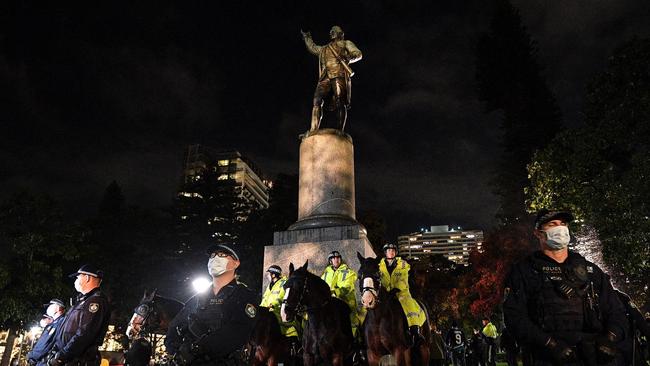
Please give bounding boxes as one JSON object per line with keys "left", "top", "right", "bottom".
{"left": 0, "top": 326, "right": 18, "bottom": 366}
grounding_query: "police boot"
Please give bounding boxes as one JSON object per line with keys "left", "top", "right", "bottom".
{"left": 409, "top": 325, "right": 424, "bottom": 347}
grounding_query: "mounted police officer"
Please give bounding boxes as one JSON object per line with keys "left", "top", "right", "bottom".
{"left": 378, "top": 243, "right": 427, "bottom": 345}
{"left": 321, "top": 251, "right": 360, "bottom": 336}
{"left": 29, "top": 299, "right": 66, "bottom": 366}
{"left": 503, "top": 209, "right": 627, "bottom": 365}
{"left": 260, "top": 265, "right": 299, "bottom": 352}
{"left": 48, "top": 265, "right": 111, "bottom": 366}
{"left": 165, "top": 244, "right": 258, "bottom": 366}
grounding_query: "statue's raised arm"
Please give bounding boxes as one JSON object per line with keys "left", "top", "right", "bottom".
{"left": 302, "top": 26, "right": 362, "bottom": 133}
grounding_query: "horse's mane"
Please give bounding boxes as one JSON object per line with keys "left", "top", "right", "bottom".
{"left": 152, "top": 294, "right": 184, "bottom": 314}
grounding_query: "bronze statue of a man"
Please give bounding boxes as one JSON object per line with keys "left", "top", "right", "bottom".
{"left": 301, "top": 26, "right": 362, "bottom": 132}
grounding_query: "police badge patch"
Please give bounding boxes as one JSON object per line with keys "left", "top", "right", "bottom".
{"left": 89, "top": 303, "right": 99, "bottom": 313}
{"left": 245, "top": 303, "right": 257, "bottom": 318}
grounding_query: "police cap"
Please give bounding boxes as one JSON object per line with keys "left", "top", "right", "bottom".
{"left": 534, "top": 209, "right": 574, "bottom": 229}
{"left": 68, "top": 264, "right": 104, "bottom": 279}
{"left": 267, "top": 265, "right": 282, "bottom": 275}
{"left": 43, "top": 298, "right": 66, "bottom": 308}
{"left": 205, "top": 243, "right": 240, "bottom": 260}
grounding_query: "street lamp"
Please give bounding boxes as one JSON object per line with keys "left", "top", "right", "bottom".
{"left": 192, "top": 277, "right": 211, "bottom": 293}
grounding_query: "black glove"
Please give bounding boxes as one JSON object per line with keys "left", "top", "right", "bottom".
{"left": 47, "top": 357, "right": 62, "bottom": 366}
{"left": 595, "top": 331, "right": 618, "bottom": 362}
{"left": 546, "top": 337, "right": 575, "bottom": 362}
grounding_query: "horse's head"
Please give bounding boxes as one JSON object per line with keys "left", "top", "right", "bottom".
{"left": 126, "top": 289, "right": 157, "bottom": 339}
{"left": 357, "top": 252, "right": 381, "bottom": 309}
{"left": 280, "top": 261, "right": 309, "bottom": 322}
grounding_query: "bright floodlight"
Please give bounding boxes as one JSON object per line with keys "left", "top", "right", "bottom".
{"left": 192, "top": 277, "right": 212, "bottom": 293}
{"left": 30, "top": 326, "right": 41, "bottom": 336}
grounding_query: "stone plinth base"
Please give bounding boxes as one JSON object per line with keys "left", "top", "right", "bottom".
{"left": 263, "top": 224, "right": 376, "bottom": 291}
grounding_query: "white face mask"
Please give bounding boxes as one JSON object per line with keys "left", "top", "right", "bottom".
{"left": 544, "top": 225, "right": 571, "bottom": 250}
{"left": 208, "top": 256, "right": 229, "bottom": 277}
{"left": 74, "top": 276, "right": 84, "bottom": 293}
{"left": 46, "top": 305, "right": 58, "bottom": 318}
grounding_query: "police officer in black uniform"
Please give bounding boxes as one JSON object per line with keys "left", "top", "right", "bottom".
{"left": 503, "top": 209, "right": 627, "bottom": 365}
{"left": 165, "top": 244, "right": 259, "bottom": 366}
{"left": 28, "top": 299, "right": 66, "bottom": 366}
{"left": 49, "top": 265, "right": 111, "bottom": 366}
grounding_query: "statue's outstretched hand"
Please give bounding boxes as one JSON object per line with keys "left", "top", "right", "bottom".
{"left": 300, "top": 30, "right": 311, "bottom": 39}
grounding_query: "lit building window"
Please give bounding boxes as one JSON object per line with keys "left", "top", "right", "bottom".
{"left": 218, "top": 174, "right": 229, "bottom": 180}
{"left": 218, "top": 159, "right": 230, "bottom": 166}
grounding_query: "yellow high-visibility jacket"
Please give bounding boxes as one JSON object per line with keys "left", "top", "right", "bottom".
{"left": 321, "top": 263, "right": 360, "bottom": 334}
{"left": 379, "top": 257, "right": 426, "bottom": 327}
{"left": 260, "top": 276, "right": 298, "bottom": 337}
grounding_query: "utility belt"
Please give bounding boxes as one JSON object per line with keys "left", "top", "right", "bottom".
{"left": 549, "top": 332, "right": 602, "bottom": 366}
{"left": 47, "top": 348, "right": 100, "bottom": 366}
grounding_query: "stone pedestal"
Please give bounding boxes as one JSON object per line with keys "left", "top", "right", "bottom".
{"left": 263, "top": 129, "right": 376, "bottom": 291}
{"left": 290, "top": 129, "right": 357, "bottom": 230}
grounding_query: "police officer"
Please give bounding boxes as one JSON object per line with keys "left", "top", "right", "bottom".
{"left": 321, "top": 251, "right": 360, "bottom": 336}
{"left": 503, "top": 209, "right": 627, "bottom": 365}
{"left": 379, "top": 243, "right": 427, "bottom": 345}
{"left": 28, "top": 299, "right": 66, "bottom": 366}
{"left": 260, "top": 265, "right": 299, "bottom": 348}
{"left": 165, "top": 244, "right": 259, "bottom": 366}
{"left": 49, "top": 265, "right": 110, "bottom": 366}
{"left": 481, "top": 317, "right": 497, "bottom": 366}
{"left": 446, "top": 320, "right": 467, "bottom": 366}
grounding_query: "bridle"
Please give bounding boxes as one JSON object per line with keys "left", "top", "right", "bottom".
{"left": 282, "top": 273, "right": 330, "bottom": 316}
{"left": 360, "top": 271, "right": 381, "bottom": 305}
{"left": 128, "top": 300, "right": 157, "bottom": 338}
{"left": 282, "top": 274, "right": 309, "bottom": 316}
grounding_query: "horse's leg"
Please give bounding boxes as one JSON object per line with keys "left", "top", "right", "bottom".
{"left": 252, "top": 347, "right": 265, "bottom": 366}
{"left": 303, "top": 352, "right": 314, "bottom": 366}
{"left": 394, "top": 346, "right": 409, "bottom": 366}
{"left": 367, "top": 350, "right": 381, "bottom": 366}
{"left": 266, "top": 353, "right": 277, "bottom": 366}
{"left": 419, "top": 343, "right": 430, "bottom": 366}
{"left": 331, "top": 353, "right": 343, "bottom": 366}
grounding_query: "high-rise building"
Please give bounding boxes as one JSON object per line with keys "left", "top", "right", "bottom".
{"left": 176, "top": 145, "right": 270, "bottom": 243}
{"left": 397, "top": 225, "right": 484, "bottom": 265}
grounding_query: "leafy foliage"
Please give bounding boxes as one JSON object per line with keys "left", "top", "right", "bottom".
{"left": 0, "top": 193, "right": 86, "bottom": 326}
{"left": 461, "top": 224, "right": 536, "bottom": 317}
{"left": 527, "top": 37, "right": 650, "bottom": 305}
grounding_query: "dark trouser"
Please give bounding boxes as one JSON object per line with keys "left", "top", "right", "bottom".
{"left": 485, "top": 340, "right": 496, "bottom": 366}
{"left": 451, "top": 348, "right": 466, "bottom": 366}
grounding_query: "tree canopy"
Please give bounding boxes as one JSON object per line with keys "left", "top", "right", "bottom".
{"left": 527, "top": 37, "right": 650, "bottom": 304}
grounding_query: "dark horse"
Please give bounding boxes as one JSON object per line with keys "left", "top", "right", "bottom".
{"left": 281, "top": 261, "right": 354, "bottom": 366}
{"left": 126, "top": 290, "right": 184, "bottom": 366}
{"left": 247, "top": 306, "right": 296, "bottom": 366}
{"left": 356, "top": 253, "right": 431, "bottom": 366}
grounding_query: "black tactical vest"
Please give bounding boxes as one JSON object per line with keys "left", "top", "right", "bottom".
{"left": 528, "top": 253, "right": 602, "bottom": 334}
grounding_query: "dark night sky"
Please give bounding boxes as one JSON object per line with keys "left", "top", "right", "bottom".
{"left": 2, "top": 1, "right": 649, "bottom": 240}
